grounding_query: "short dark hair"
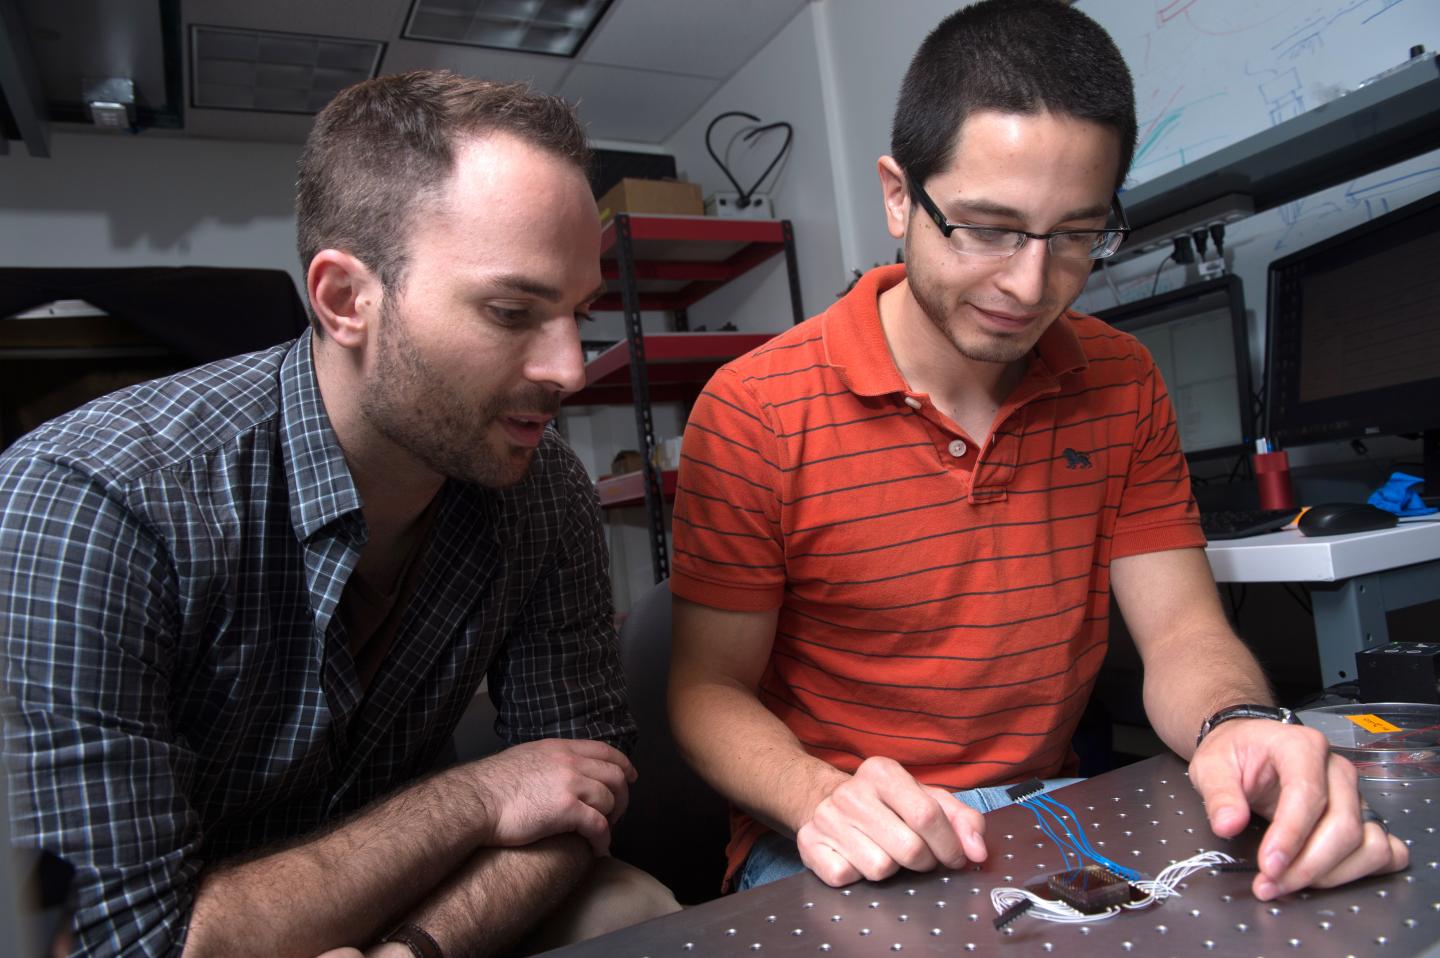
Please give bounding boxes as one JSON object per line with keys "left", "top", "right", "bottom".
{"left": 891, "top": 0, "right": 1136, "bottom": 192}
{"left": 296, "top": 70, "right": 592, "bottom": 331}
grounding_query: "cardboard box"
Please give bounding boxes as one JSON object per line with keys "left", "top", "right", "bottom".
{"left": 597, "top": 178, "right": 703, "bottom": 218}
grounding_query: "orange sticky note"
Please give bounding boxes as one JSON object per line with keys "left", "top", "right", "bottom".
{"left": 1346, "top": 713, "right": 1402, "bottom": 734}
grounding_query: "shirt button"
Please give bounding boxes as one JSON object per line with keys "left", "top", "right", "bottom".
{"left": 904, "top": 397, "right": 922, "bottom": 410}
{"left": 948, "top": 439, "right": 968, "bottom": 458}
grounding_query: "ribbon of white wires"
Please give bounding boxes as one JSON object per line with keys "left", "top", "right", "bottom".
{"left": 990, "top": 851, "right": 1239, "bottom": 925}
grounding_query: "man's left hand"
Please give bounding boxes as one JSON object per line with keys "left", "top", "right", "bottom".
{"left": 1188, "top": 718, "right": 1409, "bottom": 900}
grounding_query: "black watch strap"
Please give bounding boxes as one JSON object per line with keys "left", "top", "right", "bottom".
{"left": 1196, "top": 703, "right": 1300, "bottom": 747}
{"left": 382, "top": 923, "right": 445, "bottom": 958}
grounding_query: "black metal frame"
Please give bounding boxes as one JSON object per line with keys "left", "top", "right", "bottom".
{"left": 613, "top": 215, "right": 805, "bottom": 583}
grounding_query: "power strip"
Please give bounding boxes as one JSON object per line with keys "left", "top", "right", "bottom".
{"left": 706, "top": 192, "right": 774, "bottom": 219}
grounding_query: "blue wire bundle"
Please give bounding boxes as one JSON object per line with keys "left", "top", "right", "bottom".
{"left": 1017, "top": 791, "right": 1141, "bottom": 881}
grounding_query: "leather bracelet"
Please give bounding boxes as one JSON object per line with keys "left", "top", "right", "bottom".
{"left": 382, "top": 922, "right": 444, "bottom": 958}
{"left": 1195, "top": 703, "right": 1300, "bottom": 747}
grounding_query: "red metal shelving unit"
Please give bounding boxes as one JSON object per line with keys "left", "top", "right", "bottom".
{"left": 568, "top": 213, "right": 804, "bottom": 583}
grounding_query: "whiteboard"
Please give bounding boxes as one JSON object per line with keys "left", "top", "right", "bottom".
{"left": 1072, "top": 0, "right": 1440, "bottom": 373}
{"left": 1077, "top": 0, "right": 1440, "bottom": 189}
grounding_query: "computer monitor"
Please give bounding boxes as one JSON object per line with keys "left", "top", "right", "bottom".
{"left": 1265, "top": 190, "right": 1440, "bottom": 482}
{"left": 1093, "top": 275, "right": 1255, "bottom": 461}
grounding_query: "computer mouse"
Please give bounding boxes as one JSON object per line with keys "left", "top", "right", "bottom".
{"left": 1297, "top": 502, "right": 1399, "bottom": 537}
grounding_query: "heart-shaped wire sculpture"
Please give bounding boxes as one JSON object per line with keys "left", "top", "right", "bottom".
{"left": 705, "top": 110, "right": 794, "bottom": 210}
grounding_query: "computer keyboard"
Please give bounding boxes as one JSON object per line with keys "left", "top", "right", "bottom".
{"left": 1199, "top": 507, "right": 1302, "bottom": 541}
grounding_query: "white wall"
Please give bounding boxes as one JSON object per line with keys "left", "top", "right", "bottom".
{"left": 586, "top": 1, "right": 853, "bottom": 608}
{"left": 0, "top": 130, "right": 306, "bottom": 295}
{"left": 662, "top": 2, "right": 847, "bottom": 332}
{"left": 809, "top": 0, "right": 963, "bottom": 277}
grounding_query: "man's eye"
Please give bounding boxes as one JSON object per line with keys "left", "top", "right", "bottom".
{"left": 968, "top": 228, "right": 1014, "bottom": 244}
{"left": 1054, "top": 231, "right": 1100, "bottom": 249}
{"left": 575, "top": 310, "right": 596, "bottom": 325}
{"left": 489, "top": 305, "right": 529, "bottom": 324}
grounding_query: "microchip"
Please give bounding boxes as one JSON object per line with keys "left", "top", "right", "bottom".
{"left": 1045, "top": 865, "right": 1132, "bottom": 914}
{"left": 1005, "top": 778, "right": 1045, "bottom": 803}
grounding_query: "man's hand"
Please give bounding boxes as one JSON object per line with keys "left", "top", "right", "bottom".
{"left": 1188, "top": 719, "right": 1408, "bottom": 900}
{"left": 796, "top": 757, "right": 987, "bottom": 886}
{"left": 469, "top": 739, "right": 636, "bottom": 856}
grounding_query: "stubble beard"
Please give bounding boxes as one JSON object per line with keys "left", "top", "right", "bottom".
{"left": 362, "top": 297, "right": 548, "bottom": 489}
{"left": 904, "top": 250, "right": 1071, "bottom": 367}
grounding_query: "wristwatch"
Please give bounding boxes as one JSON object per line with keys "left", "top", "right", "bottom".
{"left": 1196, "top": 703, "right": 1301, "bottom": 747}
{"left": 381, "top": 923, "right": 445, "bottom": 958}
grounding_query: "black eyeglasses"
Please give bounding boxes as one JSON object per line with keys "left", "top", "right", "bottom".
{"left": 907, "top": 175, "right": 1130, "bottom": 261}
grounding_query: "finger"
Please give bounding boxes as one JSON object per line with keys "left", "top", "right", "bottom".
{"left": 1190, "top": 750, "right": 1256, "bottom": 839}
{"left": 832, "top": 819, "right": 904, "bottom": 883}
{"left": 573, "top": 756, "right": 631, "bottom": 798}
{"left": 1292, "top": 822, "right": 1410, "bottom": 893}
{"left": 930, "top": 788, "right": 988, "bottom": 865}
{"left": 825, "top": 783, "right": 940, "bottom": 875}
{"left": 572, "top": 804, "right": 612, "bottom": 856}
{"left": 553, "top": 738, "right": 637, "bottom": 779}
{"left": 561, "top": 767, "right": 619, "bottom": 821}
{"left": 798, "top": 824, "right": 863, "bottom": 887}
{"left": 566, "top": 757, "right": 631, "bottom": 823}
{"left": 1256, "top": 754, "right": 1362, "bottom": 897}
{"left": 1250, "top": 730, "right": 1332, "bottom": 878}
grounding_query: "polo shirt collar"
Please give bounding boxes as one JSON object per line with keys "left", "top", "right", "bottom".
{"left": 279, "top": 334, "right": 365, "bottom": 541}
{"left": 822, "top": 263, "right": 1088, "bottom": 397}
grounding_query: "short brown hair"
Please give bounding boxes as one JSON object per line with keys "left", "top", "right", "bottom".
{"left": 892, "top": 0, "right": 1136, "bottom": 193}
{"left": 296, "top": 70, "right": 592, "bottom": 329}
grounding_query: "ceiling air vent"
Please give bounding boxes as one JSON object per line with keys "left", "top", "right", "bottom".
{"left": 403, "top": 0, "right": 614, "bottom": 57}
{"left": 190, "top": 26, "right": 384, "bottom": 114}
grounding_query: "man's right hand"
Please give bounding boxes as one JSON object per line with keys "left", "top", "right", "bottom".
{"left": 470, "top": 739, "right": 636, "bottom": 856}
{"left": 796, "top": 757, "right": 987, "bottom": 886}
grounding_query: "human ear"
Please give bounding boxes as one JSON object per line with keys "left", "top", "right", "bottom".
{"left": 877, "top": 156, "right": 911, "bottom": 241}
{"left": 306, "top": 249, "right": 381, "bottom": 348}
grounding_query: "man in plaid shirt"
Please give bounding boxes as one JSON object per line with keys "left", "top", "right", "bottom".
{"left": 1, "top": 71, "right": 677, "bottom": 957}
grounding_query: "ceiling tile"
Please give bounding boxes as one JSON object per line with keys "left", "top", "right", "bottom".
{"left": 181, "top": 0, "right": 408, "bottom": 41}
{"left": 379, "top": 38, "right": 574, "bottom": 92}
{"left": 559, "top": 62, "right": 716, "bottom": 143}
{"left": 579, "top": 0, "right": 807, "bottom": 79}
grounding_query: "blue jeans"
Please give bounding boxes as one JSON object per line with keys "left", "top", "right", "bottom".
{"left": 736, "top": 777, "right": 1084, "bottom": 891}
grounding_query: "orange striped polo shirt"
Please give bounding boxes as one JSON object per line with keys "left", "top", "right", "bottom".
{"left": 669, "top": 264, "right": 1205, "bottom": 883}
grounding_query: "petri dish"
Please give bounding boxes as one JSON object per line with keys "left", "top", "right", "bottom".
{"left": 1298, "top": 702, "right": 1440, "bottom": 781}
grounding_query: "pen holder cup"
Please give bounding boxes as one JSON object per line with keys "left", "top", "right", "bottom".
{"left": 1252, "top": 450, "right": 1296, "bottom": 510}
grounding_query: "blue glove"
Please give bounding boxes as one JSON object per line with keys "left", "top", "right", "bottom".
{"left": 1367, "top": 471, "right": 1437, "bottom": 517}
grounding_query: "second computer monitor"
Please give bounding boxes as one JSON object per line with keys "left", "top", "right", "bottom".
{"left": 1093, "top": 275, "right": 1254, "bottom": 460}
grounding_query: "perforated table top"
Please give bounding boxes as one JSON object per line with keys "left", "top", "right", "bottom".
{"left": 547, "top": 754, "right": 1440, "bottom": 958}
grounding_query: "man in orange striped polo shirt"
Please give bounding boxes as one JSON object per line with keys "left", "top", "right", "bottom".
{"left": 668, "top": 0, "right": 1406, "bottom": 903}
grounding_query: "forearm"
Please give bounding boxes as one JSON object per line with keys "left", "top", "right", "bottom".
{"left": 1140, "top": 625, "right": 1271, "bottom": 760}
{"left": 186, "top": 764, "right": 492, "bottom": 958}
{"left": 670, "top": 676, "right": 847, "bottom": 836}
{"left": 396, "top": 834, "right": 592, "bottom": 957}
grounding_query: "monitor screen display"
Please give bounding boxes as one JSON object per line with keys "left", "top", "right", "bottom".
{"left": 1094, "top": 275, "right": 1253, "bottom": 460}
{"left": 1266, "top": 190, "right": 1440, "bottom": 448}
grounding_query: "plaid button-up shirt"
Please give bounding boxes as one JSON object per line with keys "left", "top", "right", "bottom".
{"left": 0, "top": 335, "right": 633, "bottom": 956}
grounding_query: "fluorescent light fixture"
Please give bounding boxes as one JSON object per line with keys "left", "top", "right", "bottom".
{"left": 403, "top": 0, "right": 614, "bottom": 58}
{"left": 190, "top": 25, "right": 384, "bottom": 114}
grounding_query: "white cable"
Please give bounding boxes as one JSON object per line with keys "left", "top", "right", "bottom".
{"left": 990, "top": 887, "right": 1118, "bottom": 925}
{"left": 991, "top": 851, "right": 1240, "bottom": 926}
{"left": 1126, "top": 851, "right": 1238, "bottom": 908}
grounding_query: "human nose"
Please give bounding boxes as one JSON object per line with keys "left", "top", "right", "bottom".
{"left": 992, "top": 235, "right": 1049, "bottom": 307}
{"left": 526, "top": 315, "right": 588, "bottom": 396}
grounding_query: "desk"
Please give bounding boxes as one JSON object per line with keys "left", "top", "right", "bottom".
{"left": 546, "top": 754, "right": 1440, "bottom": 957}
{"left": 1205, "top": 519, "right": 1440, "bottom": 686}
